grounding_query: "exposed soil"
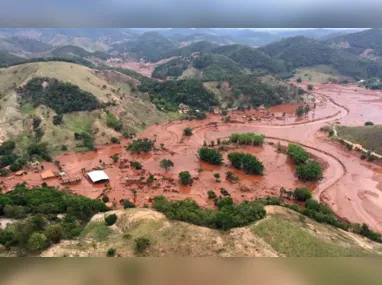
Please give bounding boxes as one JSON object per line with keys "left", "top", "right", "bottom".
{"left": 3, "top": 82, "right": 382, "bottom": 232}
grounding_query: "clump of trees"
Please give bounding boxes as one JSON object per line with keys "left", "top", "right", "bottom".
{"left": 227, "top": 152, "right": 264, "bottom": 175}
{"left": 130, "top": 161, "right": 142, "bottom": 170}
{"left": 229, "top": 133, "right": 265, "bottom": 146}
{"left": 198, "top": 147, "right": 223, "bottom": 165}
{"left": 293, "top": 187, "right": 312, "bottom": 201}
{"left": 17, "top": 77, "right": 100, "bottom": 114}
{"left": 179, "top": 171, "right": 192, "bottom": 185}
{"left": 186, "top": 109, "right": 207, "bottom": 120}
{"left": 183, "top": 127, "right": 193, "bottom": 136}
{"left": 295, "top": 105, "right": 310, "bottom": 117}
{"left": 365, "top": 121, "right": 374, "bottom": 126}
{"left": 160, "top": 159, "right": 174, "bottom": 172}
{"left": 127, "top": 138, "right": 155, "bottom": 153}
{"left": 296, "top": 161, "right": 323, "bottom": 181}
{"left": 0, "top": 140, "right": 28, "bottom": 172}
{"left": 287, "top": 143, "right": 309, "bottom": 164}
{"left": 74, "top": 132, "right": 95, "bottom": 150}
{"left": 152, "top": 195, "right": 266, "bottom": 230}
{"left": 0, "top": 183, "right": 109, "bottom": 253}
{"left": 105, "top": 214, "right": 118, "bottom": 226}
{"left": 106, "top": 112, "right": 123, "bottom": 132}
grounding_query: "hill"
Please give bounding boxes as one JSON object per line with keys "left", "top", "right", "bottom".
{"left": 336, "top": 125, "right": 382, "bottom": 155}
{"left": 112, "top": 32, "right": 177, "bottom": 62}
{"left": 0, "top": 51, "right": 24, "bottom": 67}
{"left": 325, "top": 28, "right": 382, "bottom": 59}
{"left": 0, "top": 61, "right": 167, "bottom": 154}
{"left": 51, "top": 45, "right": 110, "bottom": 60}
{"left": 40, "top": 206, "right": 381, "bottom": 257}
{"left": 259, "top": 36, "right": 382, "bottom": 79}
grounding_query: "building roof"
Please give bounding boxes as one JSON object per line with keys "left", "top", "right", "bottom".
{"left": 41, "top": 170, "right": 55, "bottom": 179}
{"left": 88, "top": 170, "right": 110, "bottom": 183}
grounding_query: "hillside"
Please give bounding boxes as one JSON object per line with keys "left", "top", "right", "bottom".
{"left": 325, "top": 28, "right": 382, "bottom": 59}
{"left": 40, "top": 206, "right": 381, "bottom": 257}
{"left": 0, "top": 61, "right": 167, "bottom": 154}
{"left": 259, "top": 36, "right": 382, "bottom": 79}
{"left": 0, "top": 51, "right": 24, "bottom": 67}
{"left": 336, "top": 125, "right": 382, "bottom": 155}
{"left": 51, "top": 45, "right": 109, "bottom": 60}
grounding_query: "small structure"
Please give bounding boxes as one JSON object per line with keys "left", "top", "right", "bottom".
{"left": 41, "top": 170, "right": 56, "bottom": 180}
{"left": 87, "top": 170, "right": 110, "bottom": 183}
{"left": 15, "top": 170, "right": 26, "bottom": 176}
{"left": 178, "top": 103, "right": 190, "bottom": 113}
{"left": 61, "top": 176, "right": 82, "bottom": 185}
{"left": 125, "top": 176, "right": 141, "bottom": 185}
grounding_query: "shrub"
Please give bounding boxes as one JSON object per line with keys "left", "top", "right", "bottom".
{"left": 106, "top": 112, "right": 123, "bottom": 132}
{"left": 160, "top": 159, "right": 174, "bottom": 172}
{"left": 229, "top": 133, "right": 265, "bottom": 146}
{"left": 360, "top": 153, "right": 367, "bottom": 160}
{"left": 183, "top": 127, "right": 193, "bottom": 136}
{"left": 296, "top": 161, "right": 323, "bottom": 181}
{"left": 207, "top": 190, "right": 217, "bottom": 199}
{"left": 293, "top": 187, "right": 312, "bottom": 201}
{"left": 364, "top": 121, "right": 374, "bottom": 126}
{"left": 105, "top": 214, "right": 118, "bottom": 226}
{"left": 287, "top": 143, "right": 309, "bottom": 164}
{"left": 123, "top": 199, "right": 136, "bottom": 209}
{"left": 130, "top": 161, "right": 142, "bottom": 170}
{"left": 45, "top": 224, "right": 63, "bottom": 243}
{"left": 0, "top": 169, "right": 9, "bottom": 177}
{"left": 28, "top": 233, "right": 47, "bottom": 251}
{"left": 112, "top": 154, "right": 119, "bottom": 163}
{"left": 307, "top": 84, "right": 314, "bottom": 90}
{"left": 127, "top": 138, "right": 154, "bottom": 153}
{"left": 198, "top": 147, "right": 223, "bottom": 165}
{"left": 102, "top": 196, "right": 110, "bottom": 203}
{"left": 297, "top": 77, "right": 302, "bottom": 83}
{"left": 111, "top": 137, "right": 119, "bottom": 143}
{"left": 179, "top": 171, "right": 192, "bottom": 185}
{"left": 227, "top": 152, "right": 264, "bottom": 175}
{"left": 61, "top": 145, "right": 68, "bottom": 151}
{"left": 213, "top": 173, "right": 220, "bottom": 182}
{"left": 107, "top": 248, "right": 116, "bottom": 257}
{"left": 295, "top": 106, "right": 304, "bottom": 117}
{"left": 134, "top": 237, "right": 150, "bottom": 254}
{"left": 52, "top": 114, "right": 63, "bottom": 125}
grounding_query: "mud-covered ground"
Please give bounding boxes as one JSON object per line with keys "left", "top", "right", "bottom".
{"left": 3, "top": 82, "right": 382, "bottom": 231}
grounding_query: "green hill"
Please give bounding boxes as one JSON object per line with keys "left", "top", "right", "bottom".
{"left": 51, "top": 45, "right": 109, "bottom": 60}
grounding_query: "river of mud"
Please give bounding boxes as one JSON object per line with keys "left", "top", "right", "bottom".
{"left": 2, "top": 82, "right": 382, "bottom": 231}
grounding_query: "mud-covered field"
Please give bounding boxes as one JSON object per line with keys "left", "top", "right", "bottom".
{"left": 3, "top": 82, "right": 382, "bottom": 232}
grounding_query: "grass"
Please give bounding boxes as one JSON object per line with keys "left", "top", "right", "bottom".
{"left": 65, "top": 111, "right": 98, "bottom": 134}
{"left": 167, "top": 111, "right": 184, "bottom": 120}
{"left": 80, "top": 221, "right": 112, "bottom": 242}
{"left": 336, "top": 125, "right": 382, "bottom": 155}
{"left": 293, "top": 65, "right": 342, "bottom": 83}
{"left": 252, "top": 217, "right": 372, "bottom": 257}
{"left": 20, "top": 103, "right": 35, "bottom": 115}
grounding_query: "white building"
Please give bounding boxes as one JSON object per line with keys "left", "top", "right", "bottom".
{"left": 87, "top": 170, "right": 110, "bottom": 183}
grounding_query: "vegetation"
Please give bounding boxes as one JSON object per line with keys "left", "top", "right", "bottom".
{"left": 0, "top": 140, "right": 28, "bottom": 171}
{"left": 287, "top": 143, "right": 309, "bottom": 164}
{"left": 106, "top": 112, "right": 123, "bottom": 132}
{"left": 198, "top": 147, "right": 223, "bottom": 165}
{"left": 179, "top": 171, "right": 192, "bottom": 185}
{"left": 152, "top": 57, "right": 189, "bottom": 79}
{"left": 153, "top": 195, "right": 265, "bottom": 230}
{"left": 229, "top": 133, "right": 265, "bottom": 146}
{"left": 307, "top": 84, "right": 314, "bottom": 90}
{"left": 107, "top": 247, "right": 116, "bottom": 257}
{"left": 160, "top": 159, "right": 174, "bottom": 172}
{"left": 365, "top": 121, "right": 374, "bottom": 126}
{"left": 183, "top": 127, "right": 193, "bottom": 136}
{"left": 123, "top": 199, "right": 136, "bottom": 209}
{"left": 207, "top": 190, "right": 217, "bottom": 199}
{"left": 105, "top": 214, "right": 118, "bottom": 226}
{"left": 130, "top": 161, "right": 142, "bottom": 170}
{"left": 296, "top": 161, "right": 323, "bottom": 181}
{"left": 227, "top": 152, "right": 264, "bottom": 175}
{"left": 293, "top": 187, "right": 312, "bottom": 201}
{"left": 134, "top": 237, "right": 151, "bottom": 254}
{"left": 0, "top": 183, "right": 109, "bottom": 252}
{"left": 127, "top": 138, "right": 155, "bottom": 153}
{"left": 213, "top": 173, "right": 220, "bottom": 182}
{"left": 17, "top": 77, "right": 100, "bottom": 114}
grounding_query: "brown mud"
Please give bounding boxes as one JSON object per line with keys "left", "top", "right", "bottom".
{"left": 3, "top": 82, "right": 382, "bottom": 231}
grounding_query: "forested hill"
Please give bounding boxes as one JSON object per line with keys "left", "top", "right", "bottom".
{"left": 52, "top": 45, "right": 110, "bottom": 60}
{"left": 259, "top": 36, "right": 382, "bottom": 79}
{"left": 325, "top": 28, "right": 382, "bottom": 58}
{"left": 162, "top": 41, "right": 219, "bottom": 58}
{"left": 0, "top": 51, "right": 24, "bottom": 67}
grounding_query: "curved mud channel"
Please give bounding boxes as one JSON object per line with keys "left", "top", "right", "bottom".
{"left": 3, "top": 82, "right": 382, "bottom": 232}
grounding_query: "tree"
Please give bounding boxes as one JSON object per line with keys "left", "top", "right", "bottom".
{"left": 198, "top": 147, "right": 223, "bottom": 165}
{"left": 45, "top": 224, "right": 63, "bottom": 243}
{"left": 127, "top": 138, "right": 154, "bottom": 153}
{"left": 134, "top": 237, "right": 150, "bottom": 254}
{"left": 307, "top": 84, "right": 314, "bottom": 90}
{"left": 123, "top": 199, "right": 136, "bottom": 209}
{"left": 365, "top": 121, "right": 374, "bottom": 126}
{"left": 102, "top": 196, "right": 110, "bottom": 203}
{"left": 111, "top": 137, "right": 119, "bottom": 144}
{"left": 296, "top": 161, "right": 323, "bottom": 181}
{"left": 28, "top": 233, "right": 47, "bottom": 251}
{"left": 213, "top": 173, "right": 220, "bottom": 182}
{"left": 287, "top": 143, "right": 309, "bottom": 164}
{"left": 295, "top": 105, "right": 304, "bottom": 117}
{"left": 293, "top": 187, "right": 312, "bottom": 201}
{"left": 61, "top": 145, "right": 68, "bottom": 151}
{"left": 297, "top": 77, "right": 302, "bottom": 83}
{"left": 130, "top": 161, "right": 142, "bottom": 170}
{"left": 227, "top": 152, "right": 264, "bottom": 175}
{"left": 111, "top": 154, "right": 119, "bottom": 163}
{"left": 304, "top": 105, "right": 310, "bottom": 115}
{"left": 183, "top": 127, "right": 193, "bottom": 136}
{"left": 52, "top": 114, "right": 63, "bottom": 125}
{"left": 160, "top": 159, "right": 174, "bottom": 172}
{"left": 131, "top": 189, "right": 137, "bottom": 197}
{"left": 207, "top": 190, "right": 217, "bottom": 199}
{"left": 107, "top": 248, "right": 116, "bottom": 257}
{"left": 105, "top": 214, "right": 118, "bottom": 226}
{"left": 179, "top": 171, "right": 192, "bottom": 185}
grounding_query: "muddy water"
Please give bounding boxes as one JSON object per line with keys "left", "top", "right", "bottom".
{"left": 3, "top": 83, "right": 382, "bottom": 231}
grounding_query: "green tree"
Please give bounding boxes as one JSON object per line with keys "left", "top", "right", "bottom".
{"left": 107, "top": 248, "right": 116, "bottom": 257}
{"left": 123, "top": 199, "right": 136, "bottom": 209}
{"left": 365, "top": 121, "right": 374, "bottom": 126}
{"left": 160, "top": 159, "right": 174, "bottom": 172}
{"left": 207, "top": 190, "right": 217, "bottom": 199}
{"left": 296, "top": 161, "right": 323, "bottom": 181}
{"left": 198, "top": 147, "right": 223, "bottom": 165}
{"left": 227, "top": 152, "right": 264, "bottom": 175}
{"left": 293, "top": 187, "right": 312, "bottom": 201}
{"left": 295, "top": 106, "right": 304, "bottom": 117}
{"left": 179, "top": 171, "right": 192, "bottom": 185}
{"left": 112, "top": 154, "right": 119, "bottom": 163}
{"left": 28, "top": 233, "right": 47, "bottom": 251}
{"left": 304, "top": 105, "right": 310, "bottom": 115}
{"left": 213, "top": 173, "right": 220, "bottom": 182}
{"left": 105, "top": 214, "right": 118, "bottom": 226}
{"left": 287, "top": 143, "right": 309, "bottom": 164}
{"left": 307, "top": 84, "right": 314, "bottom": 90}
{"left": 45, "top": 224, "right": 63, "bottom": 243}
{"left": 183, "top": 127, "right": 193, "bottom": 136}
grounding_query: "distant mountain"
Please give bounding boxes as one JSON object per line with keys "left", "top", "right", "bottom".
{"left": 163, "top": 41, "right": 219, "bottom": 58}
{"left": 51, "top": 45, "right": 110, "bottom": 60}
{"left": 325, "top": 28, "right": 382, "bottom": 58}
{"left": 0, "top": 51, "right": 23, "bottom": 67}
{"left": 112, "top": 32, "right": 177, "bottom": 62}
{"left": 259, "top": 36, "right": 382, "bottom": 79}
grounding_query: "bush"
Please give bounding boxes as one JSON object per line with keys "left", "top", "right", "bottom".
{"left": 296, "top": 161, "right": 323, "bottom": 181}
{"left": 227, "top": 152, "right": 264, "bottom": 175}
{"left": 111, "top": 137, "right": 119, "bottom": 144}
{"left": 61, "top": 145, "right": 68, "bottom": 151}
{"left": 105, "top": 214, "right": 118, "bottom": 226}
{"left": 28, "top": 233, "right": 47, "bottom": 251}
{"left": 123, "top": 199, "right": 136, "bottom": 209}
{"left": 207, "top": 190, "right": 217, "bottom": 199}
{"left": 112, "top": 154, "right": 119, "bottom": 163}
{"left": 107, "top": 248, "right": 116, "bottom": 257}
{"left": 297, "top": 77, "right": 302, "bottom": 83}
{"left": 52, "top": 114, "right": 63, "bottom": 125}
{"left": 293, "top": 187, "right": 312, "bottom": 201}
{"left": 229, "top": 133, "right": 265, "bottom": 146}
{"left": 130, "top": 161, "right": 142, "bottom": 170}
{"left": 198, "top": 147, "right": 223, "bottom": 165}
{"left": 364, "top": 121, "right": 374, "bottom": 126}
{"left": 307, "top": 84, "right": 314, "bottom": 90}
{"left": 45, "top": 224, "right": 63, "bottom": 243}
{"left": 287, "top": 143, "right": 309, "bottom": 164}
{"left": 179, "top": 171, "right": 192, "bottom": 185}
{"left": 213, "top": 173, "right": 220, "bottom": 182}
{"left": 0, "top": 169, "right": 9, "bottom": 177}
{"left": 106, "top": 112, "right": 123, "bottom": 132}
{"left": 127, "top": 138, "right": 154, "bottom": 153}
{"left": 160, "top": 159, "right": 174, "bottom": 172}
{"left": 102, "top": 196, "right": 110, "bottom": 203}
{"left": 134, "top": 237, "right": 150, "bottom": 254}
{"left": 183, "top": 127, "right": 193, "bottom": 136}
